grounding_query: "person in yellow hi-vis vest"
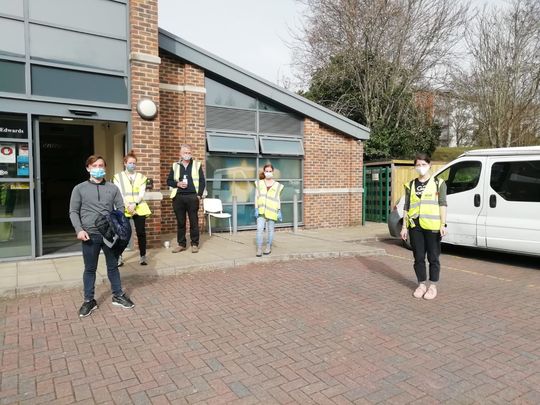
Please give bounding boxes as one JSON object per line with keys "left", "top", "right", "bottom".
{"left": 400, "top": 153, "right": 447, "bottom": 300}
{"left": 113, "top": 151, "right": 151, "bottom": 266}
{"left": 166, "top": 144, "right": 206, "bottom": 253}
{"left": 254, "top": 163, "right": 284, "bottom": 257}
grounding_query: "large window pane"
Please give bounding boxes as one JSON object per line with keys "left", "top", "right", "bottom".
{"left": 259, "top": 111, "right": 303, "bottom": 135}
{"left": 278, "top": 180, "right": 302, "bottom": 201}
{"left": 206, "top": 156, "right": 256, "bottom": 179}
{"left": 31, "top": 65, "right": 128, "bottom": 104}
{"left": 207, "top": 133, "right": 257, "bottom": 154}
{"left": 0, "top": 113, "right": 27, "bottom": 139}
{"left": 259, "top": 158, "right": 301, "bottom": 179}
{"left": 205, "top": 77, "right": 256, "bottom": 109}
{"left": 0, "top": 183, "right": 31, "bottom": 217}
{"left": 0, "top": 142, "right": 30, "bottom": 178}
{"left": 436, "top": 160, "right": 481, "bottom": 195}
{"left": 490, "top": 160, "right": 540, "bottom": 202}
{"left": 0, "top": 60, "right": 25, "bottom": 94}
{"left": 280, "top": 202, "right": 303, "bottom": 224}
{"left": 0, "top": 220, "right": 31, "bottom": 258}
{"left": 29, "top": 0, "right": 127, "bottom": 38}
{"left": 206, "top": 180, "right": 254, "bottom": 204}
{"left": 260, "top": 137, "right": 304, "bottom": 156}
{"left": 30, "top": 24, "right": 127, "bottom": 72}
{"left": 206, "top": 106, "right": 257, "bottom": 132}
{"left": 0, "top": 18, "right": 25, "bottom": 57}
{"left": 0, "top": 1, "right": 24, "bottom": 17}
{"left": 208, "top": 203, "right": 255, "bottom": 230}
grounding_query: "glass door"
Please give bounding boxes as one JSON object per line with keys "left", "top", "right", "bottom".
{"left": 0, "top": 113, "right": 33, "bottom": 259}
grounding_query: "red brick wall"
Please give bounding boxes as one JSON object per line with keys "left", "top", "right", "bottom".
{"left": 130, "top": 0, "right": 161, "bottom": 247}
{"left": 303, "top": 118, "right": 364, "bottom": 228}
{"left": 159, "top": 54, "right": 206, "bottom": 237}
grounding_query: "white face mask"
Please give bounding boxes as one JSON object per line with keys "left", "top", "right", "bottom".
{"left": 181, "top": 154, "right": 192, "bottom": 161}
{"left": 415, "top": 166, "right": 429, "bottom": 176}
{"left": 264, "top": 172, "right": 273, "bottom": 179}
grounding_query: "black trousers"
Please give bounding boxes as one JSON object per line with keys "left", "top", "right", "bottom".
{"left": 131, "top": 214, "right": 147, "bottom": 257}
{"left": 409, "top": 226, "right": 441, "bottom": 282}
{"left": 172, "top": 193, "right": 200, "bottom": 247}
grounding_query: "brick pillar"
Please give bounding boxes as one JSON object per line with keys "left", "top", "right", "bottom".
{"left": 130, "top": 0, "right": 162, "bottom": 247}
{"left": 159, "top": 55, "right": 207, "bottom": 235}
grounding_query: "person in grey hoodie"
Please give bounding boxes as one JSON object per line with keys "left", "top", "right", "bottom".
{"left": 69, "top": 155, "right": 135, "bottom": 318}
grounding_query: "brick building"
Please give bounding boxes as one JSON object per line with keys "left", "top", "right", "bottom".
{"left": 0, "top": 0, "right": 369, "bottom": 261}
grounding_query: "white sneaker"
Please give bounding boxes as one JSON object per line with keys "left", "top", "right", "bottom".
{"left": 423, "top": 284, "right": 437, "bottom": 300}
{"left": 117, "top": 255, "right": 124, "bottom": 267}
{"left": 413, "top": 283, "right": 427, "bottom": 298}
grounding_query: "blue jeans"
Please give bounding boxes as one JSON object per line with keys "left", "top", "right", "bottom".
{"left": 82, "top": 234, "right": 123, "bottom": 301}
{"left": 256, "top": 216, "right": 275, "bottom": 248}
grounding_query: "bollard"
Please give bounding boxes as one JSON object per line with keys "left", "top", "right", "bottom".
{"left": 232, "top": 195, "right": 238, "bottom": 234}
{"left": 293, "top": 193, "right": 298, "bottom": 233}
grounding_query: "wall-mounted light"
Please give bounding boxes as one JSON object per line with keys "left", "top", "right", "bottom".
{"left": 136, "top": 98, "right": 158, "bottom": 120}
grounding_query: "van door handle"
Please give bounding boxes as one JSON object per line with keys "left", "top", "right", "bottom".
{"left": 489, "top": 194, "right": 497, "bottom": 208}
{"left": 474, "top": 194, "right": 480, "bottom": 207}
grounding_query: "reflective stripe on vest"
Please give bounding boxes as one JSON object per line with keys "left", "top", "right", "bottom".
{"left": 405, "top": 177, "right": 442, "bottom": 231}
{"left": 169, "top": 160, "right": 201, "bottom": 199}
{"left": 256, "top": 180, "right": 283, "bottom": 221}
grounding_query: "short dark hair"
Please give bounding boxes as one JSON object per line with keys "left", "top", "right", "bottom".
{"left": 414, "top": 153, "right": 431, "bottom": 165}
{"left": 86, "top": 155, "right": 106, "bottom": 167}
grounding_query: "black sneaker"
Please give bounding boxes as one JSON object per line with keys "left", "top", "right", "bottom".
{"left": 112, "top": 294, "right": 135, "bottom": 309}
{"left": 79, "top": 299, "right": 98, "bottom": 318}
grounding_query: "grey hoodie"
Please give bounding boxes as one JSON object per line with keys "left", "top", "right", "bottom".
{"left": 69, "top": 180, "right": 124, "bottom": 235}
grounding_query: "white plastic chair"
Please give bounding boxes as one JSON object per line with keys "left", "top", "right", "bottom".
{"left": 203, "top": 198, "right": 232, "bottom": 236}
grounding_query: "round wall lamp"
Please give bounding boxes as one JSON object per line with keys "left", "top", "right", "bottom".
{"left": 136, "top": 98, "right": 158, "bottom": 120}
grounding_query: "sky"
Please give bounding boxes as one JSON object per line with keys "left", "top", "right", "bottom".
{"left": 158, "top": 0, "right": 509, "bottom": 88}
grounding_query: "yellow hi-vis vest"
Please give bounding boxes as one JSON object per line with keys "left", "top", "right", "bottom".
{"left": 113, "top": 171, "right": 152, "bottom": 217}
{"left": 404, "top": 177, "right": 442, "bottom": 230}
{"left": 256, "top": 180, "right": 284, "bottom": 221}
{"left": 169, "top": 159, "right": 201, "bottom": 199}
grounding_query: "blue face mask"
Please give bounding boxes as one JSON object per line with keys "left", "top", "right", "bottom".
{"left": 126, "top": 163, "right": 136, "bottom": 172}
{"left": 90, "top": 168, "right": 106, "bottom": 179}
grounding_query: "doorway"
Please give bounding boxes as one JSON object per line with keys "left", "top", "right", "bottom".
{"left": 35, "top": 118, "right": 127, "bottom": 256}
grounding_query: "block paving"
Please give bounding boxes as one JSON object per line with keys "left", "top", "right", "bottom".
{"left": 1, "top": 254, "right": 539, "bottom": 404}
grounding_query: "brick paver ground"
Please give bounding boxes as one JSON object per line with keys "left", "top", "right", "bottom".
{"left": 1, "top": 255, "right": 539, "bottom": 404}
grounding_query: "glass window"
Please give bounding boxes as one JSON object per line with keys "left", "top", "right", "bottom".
{"left": 206, "top": 156, "right": 257, "bottom": 180}
{"left": 0, "top": 143, "right": 30, "bottom": 178}
{"left": 29, "top": 24, "right": 127, "bottom": 72}
{"left": 31, "top": 65, "right": 128, "bottom": 104}
{"left": 0, "top": 113, "right": 27, "bottom": 139}
{"left": 0, "top": 60, "right": 25, "bottom": 94}
{"left": 259, "top": 111, "right": 303, "bottom": 135}
{"left": 436, "top": 160, "right": 481, "bottom": 195}
{"left": 259, "top": 158, "right": 302, "bottom": 179}
{"left": 260, "top": 137, "right": 304, "bottom": 156}
{"left": 205, "top": 77, "right": 256, "bottom": 109}
{"left": 0, "top": 18, "right": 25, "bottom": 57}
{"left": 278, "top": 180, "right": 303, "bottom": 202}
{"left": 0, "top": 183, "right": 31, "bottom": 217}
{"left": 490, "top": 160, "right": 540, "bottom": 202}
{"left": 207, "top": 133, "right": 258, "bottom": 154}
{"left": 258, "top": 100, "right": 282, "bottom": 112}
{"left": 208, "top": 203, "right": 255, "bottom": 230}
{"left": 206, "top": 180, "right": 254, "bottom": 204}
{"left": 280, "top": 202, "right": 303, "bottom": 224}
{"left": 206, "top": 106, "right": 257, "bottom": 132}
{"left": 0, "top": 220, "right": 31, "bottom": 258}
{"left": 0, "top": 1, "right": 23, "bottom": 17}
{"left": 29, "top": 0, "right": 127, "bottom": 38}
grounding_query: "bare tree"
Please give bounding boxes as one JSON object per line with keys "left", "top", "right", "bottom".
{"left": 294, "top": 0, "right": 470, "bottom": 130}
{"left": 460, "top": 0, "right": 540, "bottom": 147}
{"left": 436, "top": 92, "right": 476, "bottom": 146}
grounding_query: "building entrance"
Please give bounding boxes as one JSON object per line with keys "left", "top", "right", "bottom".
{"left": 35, "top": 117, "right": 127, "bottom": 256}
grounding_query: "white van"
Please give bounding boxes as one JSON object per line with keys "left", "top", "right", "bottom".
{"left": 388, "top": 146, "right": 540, "bottom": 256}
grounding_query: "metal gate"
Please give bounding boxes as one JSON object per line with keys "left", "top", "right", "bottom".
{"left": 363, "top": 165, "right": 391, "bottom": 223}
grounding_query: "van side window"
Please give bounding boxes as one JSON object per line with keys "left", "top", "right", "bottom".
{"left": 490, "top": 160, "right": 540, "bottom": 202}
{"left": 436, "top": 161, "right": 482, "bottom": 195}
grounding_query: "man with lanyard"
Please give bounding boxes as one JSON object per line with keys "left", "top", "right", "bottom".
{"left": 166, "top": 144, "right": 206, "bottom": 253}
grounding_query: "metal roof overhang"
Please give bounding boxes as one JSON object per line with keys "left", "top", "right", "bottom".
{"left": 158, "top": 28, "right": 370, "bottom": 141}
